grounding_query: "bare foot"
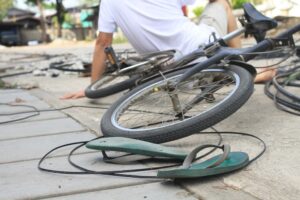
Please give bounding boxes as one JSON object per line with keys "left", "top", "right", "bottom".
{"left": 254, "top": 68, "right": 277, "bottom": 83}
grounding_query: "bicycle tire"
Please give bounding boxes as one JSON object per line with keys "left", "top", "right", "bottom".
{"left": 85, "top": 50, "right": 175, "bottom": 99}
{"left": 101, "top": 65, "right": 254, "bottom": 143}
{"left": 85, "top": 74, "right": 141, "bottom": 98}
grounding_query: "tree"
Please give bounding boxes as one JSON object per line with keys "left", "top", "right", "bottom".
{"left": 0, "top": 0, "right": 14, "bottom": 21}
{"left": 26, "top": 0, "right": 48, "bottom": 42}
{"left": 80, "top": 0, "right": 99, "bottom": 6}
{"left": 55, "top": 0, "right": 64, "bottom": 38}
{"left": 27, "top": 0, "right": 65, "bottom": 39}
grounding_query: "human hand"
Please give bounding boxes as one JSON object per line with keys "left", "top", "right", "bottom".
{"left": 60, "top": 90, "right": 85, "bottom": 100}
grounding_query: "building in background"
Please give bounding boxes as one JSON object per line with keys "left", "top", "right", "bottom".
{"left": 0, "top": 7, "right": 44, "bottom": 46}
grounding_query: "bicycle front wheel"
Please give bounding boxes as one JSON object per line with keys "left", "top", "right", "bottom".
{"left": 101, "top": 66, "right": 254, "bottom": 143}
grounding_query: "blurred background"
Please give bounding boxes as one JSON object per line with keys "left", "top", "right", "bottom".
{"left": 0, "top": 0, "right": 300, "bottom": 47}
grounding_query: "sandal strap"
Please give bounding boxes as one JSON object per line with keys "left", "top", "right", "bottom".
{"left": 182, "top": 144, "right": 231, "bottom": 169}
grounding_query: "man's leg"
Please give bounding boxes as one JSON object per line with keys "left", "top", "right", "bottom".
{"left": 218, "top": 0, "right": 242, "bottom": 48}
{"left": 200, "top": 1, "right": 275, "bottom": 82}
{"left": 199, "top": 0, "right": 241, "bottom": 48}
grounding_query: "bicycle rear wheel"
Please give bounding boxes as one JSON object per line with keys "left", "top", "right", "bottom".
{"left": 101, "top": 65, "right": 254, "bottom": 143}
{"left": 85, "top": 50, "right": 175, "bottom": 99}
{"left": 85, "top": 73, "right": 140, "bottom": 98}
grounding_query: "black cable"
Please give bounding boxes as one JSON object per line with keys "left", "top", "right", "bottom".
{"left": 0, "top": 71, "right": 33, "bottom": 79}
{"left": 264, "top": 65, "right": 300, "bottom": 115}
{"left": 38, "top": 128, "right": 266, "bottom": 179}
{"left": 0, "top": 103, "right": 40, "bottom": 125}
{"left": 200, "top": 130, "right": 267, "bottom": 166}
{"left": 66, "top": 128, "right": 223, "bottom": 178}
{"left": 265, "top": 82, "right": 300, "bottom": 112}
{"left": 0, "top": 104, "right": 110, "bottom": 116}
{"left": 0, "top": 104, "right": 110, "bottom": 124}
{"left": 38, "top": 129, "right": 223, "bottom": 178}
{"left": 272, "top": 72, "right": 300, "bottom": 102}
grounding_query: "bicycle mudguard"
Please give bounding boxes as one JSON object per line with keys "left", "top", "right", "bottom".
{"left": 227, "top": 60, "right": 257, "bottom": 77}
{"left": 86, "top": 137, "right": 187, "bottom": 160}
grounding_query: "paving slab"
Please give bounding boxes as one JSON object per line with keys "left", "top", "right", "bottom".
{"left": 0, "top": 131, "right": 96, "bottom": 164}
{"left": 0, "top": 90, "right": 41, "bottom": 102}
{"left": 0, "top": 118, "right": 86, "bottom": 141}
{"left": 30, "top": 89, "right": 111, "bottom": 134}
{"left": 44, "top": 182, "right": 198, "bottom": 200}
{"left": 181, "top": 85, "right": 300, "bottom": 200}
{"left": 0, "top": 89, "right": 66, "bottom": 123}
{"left": 0, "top": 89, "right": 24, "bottom": 94}
{"left": 0, "top": 102, "right": 66, "bottom": 123}
{"left": 2, "top": 44, "right": 300, "bottom": 200}
{"left": 179, "top": 177, "right": 259, "bottom": 200}
{"left": 0, "top": 153, "right": 155, "bottom": 200}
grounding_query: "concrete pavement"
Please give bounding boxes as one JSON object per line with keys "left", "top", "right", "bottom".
{"left": 0, "top": 45, "right": 299, "bottom": 200}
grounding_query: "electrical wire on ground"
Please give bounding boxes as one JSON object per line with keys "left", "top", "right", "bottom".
{"left": 264, "top": 63, "right": 300, "bottom": 116}
{"left": 0, "top": 103, "right": 110, "bottom": 125}
{"left": 37, "top": 127, "right": 266, "bottom": 179}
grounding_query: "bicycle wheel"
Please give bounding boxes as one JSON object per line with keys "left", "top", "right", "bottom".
{"left": 85, "top": 50, "right": 175, "bottom": 99}
{"left": 85, "top": 73, "right": 141, "bottom": 98}
{"left": 101, "top": 65, "right": 254, "bottom": 143}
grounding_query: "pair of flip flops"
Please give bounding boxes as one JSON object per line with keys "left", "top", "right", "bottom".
{"left": 86, "top": 137, "right": 249, "bottom": 179}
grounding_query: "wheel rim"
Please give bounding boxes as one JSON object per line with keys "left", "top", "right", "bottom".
{"left": 111, "top": 69, "right": 240, "bottom": 132}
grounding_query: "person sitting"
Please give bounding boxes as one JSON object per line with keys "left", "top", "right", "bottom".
{"left": 62, "top": 0, "right": 272, "bottom": 99}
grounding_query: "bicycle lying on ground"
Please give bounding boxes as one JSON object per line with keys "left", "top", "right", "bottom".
{"left": 100, "top": 3, "right": 300, "bottom": 143}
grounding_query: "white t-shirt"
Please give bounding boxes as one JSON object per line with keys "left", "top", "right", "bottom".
{"left": 98, "top": 0, "right": 217, "bottom": 56}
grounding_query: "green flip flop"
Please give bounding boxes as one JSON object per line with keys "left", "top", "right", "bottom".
{"left": 86, "top": 137, "right": 249, "bottom": 178}
{"left": 86, "top": 137, "right": 188, "bottom": 163}
{"left": 157, "top": 144, "right": 249, "bottom": 178}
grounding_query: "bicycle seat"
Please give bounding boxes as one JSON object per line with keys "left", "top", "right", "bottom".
{"left": 243, "top": 3, "right": 277, "bottom": 32}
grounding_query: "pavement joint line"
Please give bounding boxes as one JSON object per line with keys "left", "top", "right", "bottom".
{"left": 0, "top": 151, "right": 96, "bottom": 166}
{"left": 177, "top": 182, "right": 204, "bottom": 200}
{"left": 0, "top": 116, "right": 68, "bottom": 125}
{"left": 32, "top": 180, "right": 161, "bottom": 200}
{"left": 220, "top": 178, "right": 263, "bottom": 200}
{"left": 59, "top": 112, "right": 100, "bottom": 136}
{"left": 0, "top": 130, "right": 93, "bottom": 142}
{"left": 0, "top": 99, "right": 49, "bottom": 104}
{"left": 0, "top": 108, "right": 64, "bottom": 115}
{"left": 0, "top": 129, "right": 89, "bottom": 142}
{"left": 0, "top": 116, "right": 85, "bottom": 127}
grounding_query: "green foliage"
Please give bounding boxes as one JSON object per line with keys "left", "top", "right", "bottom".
{"left": 80, "top": 0, "right": 99, "bottom": 6}
{"left": 192, "top": 6, "right": 204, "bottom": 18}
{"left": 0, "top": 0, "right": 14, "bottom": 21}
{"left": 52, "top": 15, "right": 59, "bottom": 27}
{"left": 251, "top": 0, "right": 263, "bottom": 5}
{"left": 64, "top": 13, "right": 75, "bottom": 26}
{"left": 0, "top": 79, "right": 16, "bottom": 89}
{"left": 0, "top": 79, "right": 5, "bottom": 89}
{"left": 113, "top": 36, "right": 128, "bottom": 44}
{"left": 232, "top": 0, "right": 264, "bottom": 9}
{"left": 26, "top": 0, "right": 54, "bottom": 9}
{"left": 232, "top": 0, "right": 249, "bottom": 9}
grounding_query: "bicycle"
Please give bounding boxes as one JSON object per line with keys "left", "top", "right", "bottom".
{"left": 100, "top": 3, "right": 300, "bottom": 143}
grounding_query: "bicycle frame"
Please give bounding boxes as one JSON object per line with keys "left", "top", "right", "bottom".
{"left": 175, "top": 24, "right": 300, "bottom": 85}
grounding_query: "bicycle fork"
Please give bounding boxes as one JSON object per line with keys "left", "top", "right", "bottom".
{"left": 166, "top": 81, "right": 221, "bottom": 119}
